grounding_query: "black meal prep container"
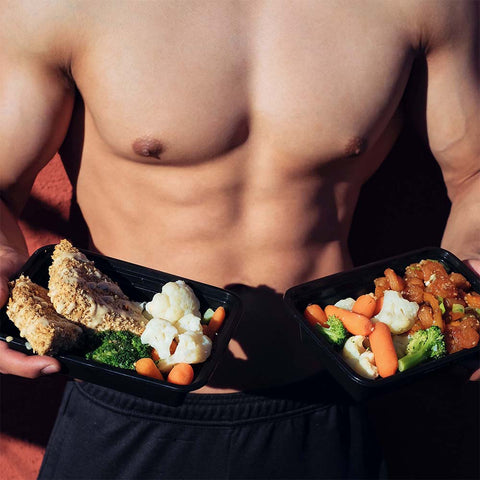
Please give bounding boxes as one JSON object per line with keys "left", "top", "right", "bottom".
{"left": 284, "top": 247, "right": 480, "bottom": 401}
{"left": 0, "top": 245, "right": 243, "bottom": 405}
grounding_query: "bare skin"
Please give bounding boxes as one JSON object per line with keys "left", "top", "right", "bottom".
{"left": 0, "top": 0, "right": 479, "bottom": 391}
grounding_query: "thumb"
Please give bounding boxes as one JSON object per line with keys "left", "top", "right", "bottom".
{"left": 463, "top": 258, "right": 480, "bottom": 277}
{"left": 470, "top": 369, "right": 480, "bottom": 381}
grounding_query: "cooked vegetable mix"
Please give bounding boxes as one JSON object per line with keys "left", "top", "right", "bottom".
{"left": 304, "top": 259, "right": 480, "bottom": 379}
{"left": 81, "top": 281, "right": 227, "bottom": 384}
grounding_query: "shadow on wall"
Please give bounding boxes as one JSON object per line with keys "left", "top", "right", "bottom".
{"left": 349, "top": 123, "right": 451, "bottom": 266}
{"left": 18, "top": 154, "right": 88, "bottom": 255}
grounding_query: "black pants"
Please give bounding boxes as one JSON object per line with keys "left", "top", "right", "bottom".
{"left": 38, "top": 373, "right": 384, "bottom": 480}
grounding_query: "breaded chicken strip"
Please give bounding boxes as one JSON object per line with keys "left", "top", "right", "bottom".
{"left": 7, "top": 275, "right": 83, "bottom": 355}
{"left": 48, "top": 239, "right": 146, "bottom": 335}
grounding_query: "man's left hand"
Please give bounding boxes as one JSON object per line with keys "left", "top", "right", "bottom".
{"left": 463, "top": 259, "right": 480, "bottom": 381}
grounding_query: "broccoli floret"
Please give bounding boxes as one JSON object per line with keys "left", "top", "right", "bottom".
{"left": 398, "top": 326, "right": 446, "bottom": 372}
{"left": 85, "top": 330, "right": 152, "bottom": 369}
{"left": 315, "top": 315, "right": 348, "bottom": 348}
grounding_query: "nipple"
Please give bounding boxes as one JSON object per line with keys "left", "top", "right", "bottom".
{"left": 344, "top": 136, "right": 368, "bottom": 157}
{"left": 132, "top": 136, "right": 164, "bottom": 159}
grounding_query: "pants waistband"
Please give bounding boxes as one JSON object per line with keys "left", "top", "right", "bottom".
{"left": 75, "top": 372, "right": 349, "bottom": 426}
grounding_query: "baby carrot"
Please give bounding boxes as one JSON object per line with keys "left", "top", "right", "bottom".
{"left": 324, "top": 305, "right": 374, "bottom": 336}
{"left": 423, "top": 292, "right": 444, "bottom": 331}
{"left": 135, "top": 358, "right": 164, "bottom": 380}
{"left": 372, "top": 295, "right": 384, "bottom": 316}
{"left": 369, "top": 321, "right": 398, "bottom": 378}
{"left": 352, "top": 294, "right": 377, "bottom": 318}
{"left": 167, "top": 363, "right": 194, "bottom": 385}
{"left": 205, "top": 306, "right": 226, "bottom": 338}
{"left": 304, "top": 304, "right": 328, "bottom": 327}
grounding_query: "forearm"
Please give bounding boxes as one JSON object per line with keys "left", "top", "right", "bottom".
{"left": 441, "top": 174, "right": 480, "bottom": 264}
{"left": 0, "top": 197, "right": 28, "bottom": 263}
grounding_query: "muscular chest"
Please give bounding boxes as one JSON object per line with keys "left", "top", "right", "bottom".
{"left": 72, "top": 1, "right": 414, "bottom": 166}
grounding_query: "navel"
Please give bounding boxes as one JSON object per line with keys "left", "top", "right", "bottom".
{"left": 132, "top": 136, "right": 164, "bottom": 159}
{"left": 344, "top": 136, "right": 368, "bottom": 157}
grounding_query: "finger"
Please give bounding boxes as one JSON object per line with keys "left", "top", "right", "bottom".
{"left": 469, "top": 368, "right": 480, "bottom": 382}
{"left": 0, "top": 341, "right": 61, "bottom": 378}
{"left": 463, "top": 259, "right": 480, "bottom": 276}
{"left": 462, "top": 259, "right": 480, "bottom": 381}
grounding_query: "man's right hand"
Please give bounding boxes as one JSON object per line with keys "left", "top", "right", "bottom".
{"left": 0, "top": 341, "right": 61, "bottom": 378}
{"left": 0, "top": 246, "right": 61, "bottom": 378}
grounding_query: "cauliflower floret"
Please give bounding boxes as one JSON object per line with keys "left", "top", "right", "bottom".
{"left": 140, "top": 318, "right": 178, "bottom": 359}
{"left": 392, "top": 333, "right": 411, "bottom": 358}
{"left": 373, "top": 290, "right": 419, "bottom": 334}
{"left": 357, "top": 350, "right": 378, "bottom": 379}
{"left": 176, "top": 313, "right": 203, "bottom": 334}
{"left": 157, "top": 332, "right": 212, "bottom": 373}
{"left": 145, "top": 280, "right": 201, "bottom": 323}
{"left": 342, "top": 335, "right": 379, "bottom": 379}
{"left": 334, "top": 297, "right": 356, "bottom": 311}
{"left": 155, "top": 356, "right": 177, "bottom": 374}
{"left": 173, "top": 332, "right": 212, "bottom": 364}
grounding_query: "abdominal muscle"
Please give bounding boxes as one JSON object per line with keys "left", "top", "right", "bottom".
{"left": 74, "top": 125, "right": 396, "bottom": 393}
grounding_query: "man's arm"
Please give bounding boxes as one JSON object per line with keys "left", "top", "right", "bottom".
{"left": 417, "top": 1, "right": 480, "bottom": 379}
{"left": 0, "top": 7, "right": 75, "bottom": 377}
{"left": 418, "top": 1, "right": 480, "bottom": 265}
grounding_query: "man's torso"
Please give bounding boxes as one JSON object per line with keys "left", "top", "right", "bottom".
{"left": 65, "top": 1, "right": 414, "bottom": 285}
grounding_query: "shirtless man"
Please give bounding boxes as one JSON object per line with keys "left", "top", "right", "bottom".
{"left": 1, "top": 1, "right": 479, "bottom": 478}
